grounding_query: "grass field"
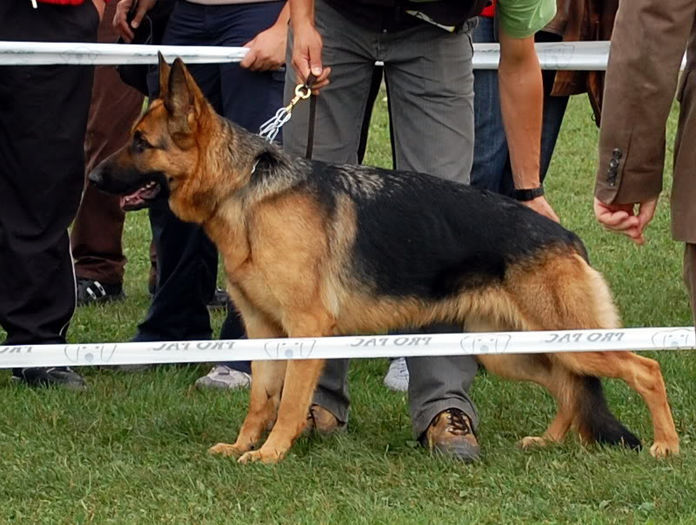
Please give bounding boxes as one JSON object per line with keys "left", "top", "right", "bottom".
{"left": 2, "top": 93, "right": 695, "bottom": 524}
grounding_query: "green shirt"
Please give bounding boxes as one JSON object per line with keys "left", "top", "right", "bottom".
{"left": 497, "top": 0, "right": 556, "bottom": 39}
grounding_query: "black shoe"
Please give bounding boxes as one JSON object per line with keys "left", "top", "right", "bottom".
{"left": 422, "top": 408, "right": 480, "bottom": 463}
{"left": 11, "top": 367, "right": 87, "bottom": 390}
{"left": 76, "top": 278, "right": 125, "bottom": 306}
{"left": 208, "top": 287, "right": 231, "bottom": 310}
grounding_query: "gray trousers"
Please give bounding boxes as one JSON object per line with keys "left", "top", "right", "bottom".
{"left": 283, "top": 0, "right": 479, "bottom": 438}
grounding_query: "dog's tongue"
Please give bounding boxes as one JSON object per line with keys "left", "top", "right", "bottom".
{"left": 120, "top": 184, "right": 160, "bottom": 211}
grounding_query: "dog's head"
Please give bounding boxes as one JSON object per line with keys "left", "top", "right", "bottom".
{"left": 89, "top": 54, "right": 222, "bottom": 223}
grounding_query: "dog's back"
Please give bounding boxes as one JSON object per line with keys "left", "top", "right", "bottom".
{"left": 253, "top": 154, "right": 587, "bottom": 303}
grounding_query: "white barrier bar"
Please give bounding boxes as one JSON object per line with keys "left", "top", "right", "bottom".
{"left": 0, "top": 40, "right": 616, "bottom": 70}
{"left": 0, "top": 327, "right": 693, "bottom": 369}
{"left": 0, "top": 41, "right": 249, "bottom": 66}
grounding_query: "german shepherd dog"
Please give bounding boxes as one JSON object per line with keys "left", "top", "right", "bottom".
{"left": 90, "top": 56, "right": 679, "bottom": 464}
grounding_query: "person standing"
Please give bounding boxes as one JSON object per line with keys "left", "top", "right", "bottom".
{"left": 593, "top": 0, "right": 696, "bottom": 323}
{"left": 0, "top": 0, "right": 103, "bottom": 389}
{"left": 471, "top": 0, "right": 618, "bottom": 195}
{"left": 71, "top": 0, "right": 146, "bottom": 306}
{"left": 285, "top": 0, "right": 559, "bottom": 462}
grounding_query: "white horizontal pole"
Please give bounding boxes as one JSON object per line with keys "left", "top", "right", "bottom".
{"left": 0, "top": 327, "right": 693, "bottom": 369}
{"left": 0, "top": 40, "right": 629, "bottom": 70}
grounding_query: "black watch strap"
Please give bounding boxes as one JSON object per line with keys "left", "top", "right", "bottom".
{"left": 513, "top": 186, "right": 545, "bottom": 202}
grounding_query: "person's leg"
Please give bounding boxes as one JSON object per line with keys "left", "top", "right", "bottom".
{"left": 357, "top": 65, "right": 385, "bottom": 164}
{"left": 195, "top": 1, "right": 286, "bottom": 386}
{"left": 470, "top": 16, "right": 510, "bottom": 193}
{"left": 0, "top": 1, "right": 98, "bottom": 387}
{"left": 381, "top": 21, "right": 480, "bottom": 458}
{"left": 535, "top": 32, "right": 569, "bottom": 184}
{"left": 134, "top": 1, "right": 220, "bottom": 343}
{"left": 383, "top": 21, "right": 476, "bottom": 184}
{"left": 538, "top": 82, "right": 570, "bottom": 183}
{"left": 71, "top": 1, "right": 144, "bottom": 305}
{"left": 283, "top": 0, "right": 379, "bottom": 424}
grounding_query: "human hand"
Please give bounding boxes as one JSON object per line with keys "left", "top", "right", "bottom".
{"left": 522, "top": 195, "right": 560, "bottom": 223}
{"left": 594, "top": 196, "right": 658, "bottom": 245}
{"left": 241, "top": 22, "right": 287, "bottom": 71}
{"left": 290, "top": 21, "right": 330, "bottom": 93}
{"left": 114, "top": 0, "right": 157, "bottom": 42}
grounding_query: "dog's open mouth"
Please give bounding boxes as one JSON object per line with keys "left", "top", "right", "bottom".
{"left": 120, "top": 180, "right": 162, "bottom": 211}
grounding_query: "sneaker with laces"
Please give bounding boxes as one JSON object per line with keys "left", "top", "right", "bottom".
{"left": 11, "top": 367, "right": 87, "bottom": 390}
{"left": 383, "top": 357, "right": 409, "bottom": 392}
{"left": 76, "top": 278, "right": 125, "bottom": 306}
{"left": 422, "top": 408, "right": 480, "bottom": 463}
{"left": 194, "top": 365, "right": 251, "bottom": 390}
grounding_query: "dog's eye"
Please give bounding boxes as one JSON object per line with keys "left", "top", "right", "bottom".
{"left": 133, "top": 132, "right": 153, "bottom": 153}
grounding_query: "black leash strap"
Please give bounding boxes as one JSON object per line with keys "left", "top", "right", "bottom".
{"left": 304, "top": 73, "right": 317, "bottom": 160}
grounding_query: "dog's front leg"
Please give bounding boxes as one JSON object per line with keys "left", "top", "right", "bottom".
{"left": 238, "top": 358, "right": 326, "bottom": 464}
{"left": 238, "top": 309, "right": 334, "bottom": 464}
{"left": 209, "top": 360, "right": 287, "bottom": 458}
{"left": 209, "top": 303, "right": 287, "bottom": 459}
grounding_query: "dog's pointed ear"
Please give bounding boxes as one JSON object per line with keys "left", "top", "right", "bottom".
{"left": 165, "top": 57, "right": 206, "bottom": 136}
{"left": 157, "top": 52, "right": 171, "bottom": 99}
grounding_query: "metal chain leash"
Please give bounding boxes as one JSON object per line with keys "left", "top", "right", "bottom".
{"left": 258, "top": 75, "right": 316, "bottom": 143}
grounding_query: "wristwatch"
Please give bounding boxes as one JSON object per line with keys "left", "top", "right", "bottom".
{"left": 512, "top": 186, "right": 545, "bottom": 202}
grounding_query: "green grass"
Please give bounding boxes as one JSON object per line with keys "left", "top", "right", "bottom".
{"left": 2, "top": 93, "right": 695, "bottom": 524}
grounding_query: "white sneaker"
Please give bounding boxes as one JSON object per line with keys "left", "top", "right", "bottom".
{"left": 383, "top": 357, "right": 409, "bottom": 392}
{"left": 195, "top": 365, "right": 251, "bottom": 390}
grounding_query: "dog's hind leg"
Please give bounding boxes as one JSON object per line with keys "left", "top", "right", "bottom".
{"left": 555, "top": 351, "right": 679, "bottom": 458}
{"left": 511, "top": 254, "right": 677, "bottom": 456}
{"left": 210, "top": 308, "right": 287, "bottom": 459}
{"left": 470, "top": 318, "right": 576, "bottom": 449}
{"left": 238, "top": 308, "right": 334, "bottom": 464}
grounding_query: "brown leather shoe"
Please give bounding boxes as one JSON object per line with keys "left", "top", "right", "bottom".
{"left": 423, "top": 408, "right": 480, "bottom": 463}
{"left": 304, "top": 404, "right": 345, "bottom": 435}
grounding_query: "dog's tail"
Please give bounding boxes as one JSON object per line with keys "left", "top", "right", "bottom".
{"left": 575, "top": 375, "right": 642, "bottom": 450}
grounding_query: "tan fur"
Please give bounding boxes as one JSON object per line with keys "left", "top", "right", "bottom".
{"left": 99, "top": 57, "right": 679, "bottom": 463}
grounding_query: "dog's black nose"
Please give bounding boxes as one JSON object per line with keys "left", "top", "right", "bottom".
{"left": 88, "top": 168, "right": 104, "bottom": 187}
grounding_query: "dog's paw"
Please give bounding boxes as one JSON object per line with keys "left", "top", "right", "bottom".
{"left": 650, "top": 440, "right": 680, "bottom": 458}
{"left": 517, "top": 436, "right": 547, "bottom": 450}
{"left": 238, "top": 447, "right": 286, "bottom": 465}
{"left": 208, "top": 442, "right": 245, "bottom": 457}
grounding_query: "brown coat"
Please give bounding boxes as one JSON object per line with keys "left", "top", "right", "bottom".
{"left": 546, "top": 0, "right": 618, "bottom": 122}
{"left": 595, "top": 0, "right": 696, "bottom": 243}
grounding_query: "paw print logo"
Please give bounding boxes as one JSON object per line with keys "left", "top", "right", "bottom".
{"left": 650, "top": 328, "right": 695, "bottom": 349}
{"left": 264, "top": 339, "right": 317, "bottom": 359}
{"left": 64, "top": 344, "right": 117, "bottom": 364}
{"left": 459, "top": 334, "right": 511, "bottom": 354}
{"left": 537, "top": 43, "right": 575, "bottom": 71}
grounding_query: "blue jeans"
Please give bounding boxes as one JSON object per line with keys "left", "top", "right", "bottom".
{"left": 470, "top": 16, "right": 569, "bottom": 195}
{"left": 136, "top": 0, "right": 286, "bottom": 374}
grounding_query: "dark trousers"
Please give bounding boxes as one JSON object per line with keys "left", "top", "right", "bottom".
{"left": 71, "top": 1, "right": 145, "bottom": 286}
{"left": 0, "top": 1, "right": 98, "bottom": 345}
{"left": 134, "top": 1, "right": 286, "bottom": 375}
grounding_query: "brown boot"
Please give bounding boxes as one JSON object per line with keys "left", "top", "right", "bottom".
{"left": 304, "top": 404, "right": 345, "bottom": 435}
{"left": 422, "top": 408, "right": 480, "bottom": 463}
